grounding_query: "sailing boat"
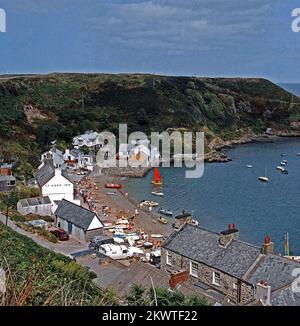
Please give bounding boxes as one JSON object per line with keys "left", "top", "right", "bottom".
{"left": 258, "top": 166, "right": 269, "bottom": 182}
{"left": 152, "top": 167, "right": 163, "bottom": 186}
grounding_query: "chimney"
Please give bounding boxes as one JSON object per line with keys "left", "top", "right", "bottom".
{"left": 262, "top": 235, "right": 274, "bottom": 255}
{"left": 219, "top": 224, "right": 239, "bottom": 248}
{"left": 169, "top": 270, "right": 189, "bottom": 290}
{"left": 55, "top": 168, "right": 62, "bottom": 176}
{"left": 256, "top": 281, "right": 271, "bottom": 306}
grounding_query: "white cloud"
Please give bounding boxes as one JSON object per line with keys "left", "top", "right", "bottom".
{"left": 89, "top": 0, "right": 277, "bottom": 54}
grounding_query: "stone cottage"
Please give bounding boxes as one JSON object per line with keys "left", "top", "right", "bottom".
{"left": 161, "top": 223, "right": 300, "bottom": 306}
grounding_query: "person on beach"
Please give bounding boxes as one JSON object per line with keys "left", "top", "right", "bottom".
{"left": 135, "top": 208, "right": 139, "bottom": 217}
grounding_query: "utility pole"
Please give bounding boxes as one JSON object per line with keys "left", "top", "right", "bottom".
{"left": 82, "top": 92, "right": 85, "bottom": 110}
{"left": 5, "top": 193, "right": 9, "bottom": 226}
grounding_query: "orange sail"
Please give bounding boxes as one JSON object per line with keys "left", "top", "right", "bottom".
{"left": 152, "top": 168, "right": 163, "bottom": 185}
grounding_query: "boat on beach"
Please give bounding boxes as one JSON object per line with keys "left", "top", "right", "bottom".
{"left": 158, "top": 207, "right": 173, "bottom": 216}
{"left": 105, "top": 183, "right": 122, "bottom": 189}
{"left": 141, "top": 200, "right": 159, "bottom": 207}
{"left": 150, "top": 234, "right": 164, "bottom": 239}
{"left": 158, "top": 216, "right": 168, "bottom": 224}
{"left": 106, "top": 191, "right": 117, "bottom": 195}
{"left": 152, "top": 168, "right": 163, "bottom": 186}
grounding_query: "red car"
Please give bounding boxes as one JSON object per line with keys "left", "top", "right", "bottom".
{"left": 50, "top": 229, "right": 69, "bottom": 241}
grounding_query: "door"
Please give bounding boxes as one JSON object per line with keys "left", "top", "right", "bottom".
{"left": 68, "top": 222, "right": 73, "bottom": 235}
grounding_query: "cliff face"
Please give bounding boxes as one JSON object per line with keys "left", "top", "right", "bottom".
{"left": 0, "top": 73, "right": 299, "bottom": 174}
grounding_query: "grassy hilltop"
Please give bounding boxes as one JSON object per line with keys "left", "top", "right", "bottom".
{"left": 0, "top": 73, "right": 299, "bottom": 178}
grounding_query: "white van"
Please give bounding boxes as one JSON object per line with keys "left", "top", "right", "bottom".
{"left": 99, "top": 244, "right": 133, "bottom": 260}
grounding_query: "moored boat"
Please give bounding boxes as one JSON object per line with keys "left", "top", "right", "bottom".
{"left": 158, "top": 207, "right": 173, "bottom": 216}
{"left": 246, "top": 164, "right": 253, "bottom": 168}
{"left": 151, "top": 191, "right": 164, "bottom": 197}
{"left": 276, "top": 166, "right": 284, "bottom": 171}
{"left": 258, "top": 176, "right": 269, "bottom": 182}
{"left": 152, "top": 168, "right": 163, "bottom": 186}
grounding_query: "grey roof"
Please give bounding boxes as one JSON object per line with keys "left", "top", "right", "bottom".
{"left": 246, "top": 255, "right": 300, "bottom": 290}
{"left": 163, "top": 224, "right": 261, "bottom": 279}
{"left": 55, "top": 199, "right": 102, "bottom": 231}
{"left": 271, "top": 285, "right": 300, "bottom": 306}
{"left": 0, "top": 175, "right": 16, "bottom": 182}
{"left": 70, "top": 148, "right": 83, "bottom": 158}
{"left": 35, "top": 163, "right": 55, "bottom": 187}
{"left": 19, "top": 196, "right": 51, "bottom": 208}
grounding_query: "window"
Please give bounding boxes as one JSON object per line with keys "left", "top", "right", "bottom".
{"left": 212, "top": 272, "right": 221, "bottom": 286}
{"left": 190, "top": 262, "right": 198, "bottom": 277}
{"left": 166, "top": 251, "right": 172, "bottom": 266}
{"left": 233, "top": 283, "right": 237, "bottom": 290}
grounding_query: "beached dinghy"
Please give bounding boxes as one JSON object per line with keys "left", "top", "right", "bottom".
{"left": 158, "top": 216, "right": 168, "bottom": 224}
{"left": 105, "top": 183, "right": 122, "bottom": 189}
{"left": 143, "top": 200, "right": 159, "bottom": 207}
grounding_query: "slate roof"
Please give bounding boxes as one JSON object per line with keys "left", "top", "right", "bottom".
{"left": 246, "top": 255, "right": 300, "bottom": 290}
{"left": 162, "top": 224, "right": 262, "bottom": 279}
{"left": 19, "top": 196, "right": 51, "bottom": 208}
{"left": 0, "top": 163, "right": 12, "bottom": 169}
{"left": 35, "top": 163, "right": 55, "bottom": 187}
{"left": 271, "top": 285, "right": 300, "bottom": 306}
{"left": 55, "top": 199, "right": 102, "bottom": 231}
{"left": 35, "top": 163, "right": 73, "bottom": 187}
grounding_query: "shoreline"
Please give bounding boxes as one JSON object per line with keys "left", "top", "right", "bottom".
{"left": 207, "top": 132, "right": 300, "bottom": 163}
{"left": 85, "top": 173, "right": 173, "bottom": 239}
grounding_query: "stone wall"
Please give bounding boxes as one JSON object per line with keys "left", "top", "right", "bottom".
{"left": 161, "top": 248, "right": 254, "bottom": 305}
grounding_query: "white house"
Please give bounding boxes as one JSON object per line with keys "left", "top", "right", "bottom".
{"left": 17, "top": 196, "right": 52, "bottom": 217}
{"left": 63, "top": 148, "right": 94, "bottom": 171}
{"left": 55, "top": 199, "right": 104, "bottom": 241}
{"left": 35, "top": 163, "right": 74, "bottom": 212}
{"left": 73, "top": 130, "right": 103, "bottom": 149}
{"left": 118, "top": 141, "right": 160, "bottom": 167}
{"left": 39, "top": 147, "right": 65, "bottom": 169}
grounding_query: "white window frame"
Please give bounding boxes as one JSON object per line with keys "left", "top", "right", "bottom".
{"left": 190, "top": 261, "right": 198, "bottom": 277}
{"left": 166, "top": 251, "right": 172, "bottom": 266}
{"left": 212, "top": 271, "right": 221, "bottom": 286}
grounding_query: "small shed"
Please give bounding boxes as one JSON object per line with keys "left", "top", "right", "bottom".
{"left": 55, "top": 199, "right": 104, "bottom": 241}
{"left": 17, "top": 196, "right": 52, "bottom": 216}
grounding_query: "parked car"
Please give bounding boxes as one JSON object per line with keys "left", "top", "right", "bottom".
{"left": 88, "top": 235, "right": 114, "bottom": 250}
{"left": 50, "top": 229, "right": 69, "bottom": 241}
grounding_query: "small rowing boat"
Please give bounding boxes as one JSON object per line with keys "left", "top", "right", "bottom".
{"left": 142, "top": 200, "right": 159, "bottom": 207}
{"left": 151, "top": 191, "right": 164, "bottom": 197}
{"left": 158, "top": 216, "right": 168, "bottom": 224}
{"left": 150, "top": 234, "right": 164, "bottom": 239}
{"left": 105, "top": 183, "right": 122, "bottom": 189}
{"left": 158, "top": 207, "right": 173, "bottom": 216}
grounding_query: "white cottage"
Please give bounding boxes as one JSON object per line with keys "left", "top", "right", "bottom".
{"left": 35, "top": 163, "right": 74, "bottom": 208}
{"left": 55, "top": 199, "right": 104, "bottom": 241}
{"left": 39, "top": 147, "right": 65, "bottom": 169}
{"left": 73, "top": 130, "right": 103, "bottom": 149}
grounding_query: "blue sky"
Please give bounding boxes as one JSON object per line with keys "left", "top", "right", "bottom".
{"left": 0, "top": 0, "right": 299, "bottom": 82}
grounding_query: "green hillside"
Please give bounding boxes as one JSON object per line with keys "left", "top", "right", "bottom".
{"left": 0, "top": 73, "right": 299, "bottom": 179}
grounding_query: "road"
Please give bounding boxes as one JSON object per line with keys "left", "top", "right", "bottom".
{"left": 0, "top": 213, "right": 88, "bottom": 257}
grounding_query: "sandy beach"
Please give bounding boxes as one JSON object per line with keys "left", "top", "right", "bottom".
{"left": 79, "top": 171, "right": 173, "bottom": 238}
